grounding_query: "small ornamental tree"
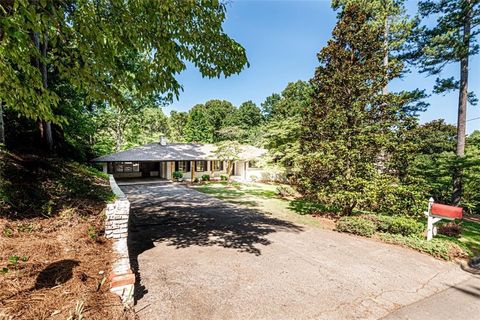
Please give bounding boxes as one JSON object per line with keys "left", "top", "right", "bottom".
{"left": 214, "top": 141, "right": 241, "bottom": 182}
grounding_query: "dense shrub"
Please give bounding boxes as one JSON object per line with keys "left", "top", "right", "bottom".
{"left": 376, "top": 215, "right": 424, "bottom": 236}
{"left": 220, "top": 175, "right": 228, "bottom": 181}
{"left": 336, "top": 217, "right": 376, "bottom": 237}
{"left": 362, "top": 179, "right": 427, "bottom": 219}
{"left": 201, "top": 174, "right": 210, "bottom": 181}
{"left": 173, "top": 171, "right": 183, "bottom": 181}
{"left": 276, "top": 185, "right": 297, "bottom": 198}
{"left": 193, "top": 177, "right": 200, "bottom": 183}
{"left": 378, "top": 233, "right": 466, "bottom": 260}
{"left": 437, "top": 222, "right": 462, "bottom": 238}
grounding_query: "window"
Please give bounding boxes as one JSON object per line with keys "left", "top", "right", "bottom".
{"left": 176, "top": 161, "right": 190, "bottom": 172}
{"left": 248, "top": 160, "right": 261, "bottom": 169}
{"left": 115, "top": 163, "right": 124, "bottom": 172}
{"left": 114, "top": 162, "right": 140, "bottom": 173}
{"left": 211, "top": 160, "right": 223, "bottom": 171}
{"left": 132, "top": 162, "right": 140, "bottom": 172}
{"left": 195, "top": 161, "right": 207, "bottom": 172}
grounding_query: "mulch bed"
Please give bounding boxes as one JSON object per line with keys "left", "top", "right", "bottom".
{"left": 0, "top": 151, "right": 135, "bottom": 319}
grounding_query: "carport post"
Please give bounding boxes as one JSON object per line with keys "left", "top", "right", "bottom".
{"left": 191, "top": 160, "right": 195, "bottom": 181}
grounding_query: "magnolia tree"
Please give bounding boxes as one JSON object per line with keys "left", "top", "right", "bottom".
{"left": 214, "top": 141, "right": 241, "bottom": 182}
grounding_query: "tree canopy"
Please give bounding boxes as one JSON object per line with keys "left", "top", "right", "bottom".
{"left": 0, "top": 0, "right": 248, "bottom": 149}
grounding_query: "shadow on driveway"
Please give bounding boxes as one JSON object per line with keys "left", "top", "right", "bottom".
{"left": 121, "top": 183, "right": 303, "bottom": 303}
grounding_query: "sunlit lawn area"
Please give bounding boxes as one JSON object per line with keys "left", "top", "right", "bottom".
{"left": 452, "top": 220, "right": 480, "bottom": 256}
{"left": 191, "top": 181, "right": 336, "bottom": 229}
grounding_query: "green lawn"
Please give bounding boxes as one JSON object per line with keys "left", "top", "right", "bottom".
{"left": 461, "top": 220, "right": 480, "bottom": 253}
{"left": 430, "top": 219, "right": 480, "bottom": 257}
{"left": 192, "top": 182, "right": 335, "bottom": 229}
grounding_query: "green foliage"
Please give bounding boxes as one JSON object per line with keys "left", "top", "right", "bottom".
{"left": 181, "top": 99, "right": 263, "bottom": 144}
{"left": 124, "top": 107, "right": 170, "bottom": 150}
{"left": 2, "top": 227, "right": 13, "bottom": 237}
{"left": 214, "top": 140, "right": 242, "bottom": 180}
{"left": 298, "top": 3, "right": 423, "bottom": 216}
{"left": 201, "top": 174, "right": 210, "bottom": 181}
{"left": 0, "top": 0, "right": 248, "bottom": 125}
{"left": 276, "top": 185, "right": 297, "bottom": 198}
{"left": 378, "top": 233, "right": 461, "bottom": 260}
{"left": 335, "top": 216, "right": 377, "bottom": 237}
{"left": 220, "top": 175, "right": 228, "bottom": 181}
{"left": 17, "top": 223, "right": 35, "bottom": 233}
{"left": 184, "top": 104, "right": 215, "bottom": 143}
{"left": 375, "top": 215, "right": 424, "bottom": 236}
{"left": 1, "top": 150, "right": 114, "bottom": 218}
{"left": 408, "top": 130, "right": 480, "bottom": 214}
{"left": 87, "top": 226, "right": 98, "bottom": 240}
{"left": 238, "top": 101, "right": 263, "bottom": 129}
{"left": 173, "top": 171, "right": 183, "bottom": 181}
{"left": 260, "top": 81, "right": 313, "bottom": 168}
{"left": 168, "top": 111, "right": 188, "bottom": 143}
{"left": 8, "top": 255, "right": 20, "bottom": 266}
{"left": 412, "top": 0, "right": 479, "bottom": 101}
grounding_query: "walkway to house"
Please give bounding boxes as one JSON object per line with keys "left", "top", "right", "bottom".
{"left": 121, "top": 182, "right": 479, "bottom": 320}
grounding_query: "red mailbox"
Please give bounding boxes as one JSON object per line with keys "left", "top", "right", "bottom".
{"left": 430, "top": 203, "right": 463, "bottom": 220}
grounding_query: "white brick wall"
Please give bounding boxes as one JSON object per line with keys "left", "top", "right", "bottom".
{"left": 105, "top": 175, "right": 134, "bottom": 306}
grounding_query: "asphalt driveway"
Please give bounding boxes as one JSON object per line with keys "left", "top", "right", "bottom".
{"left": 121, "top": 182, "right": 479, "bottom": 320}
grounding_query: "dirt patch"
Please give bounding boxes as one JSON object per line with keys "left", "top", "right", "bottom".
{"left": 0, "top": 150, "right": 133, "bottom": 319}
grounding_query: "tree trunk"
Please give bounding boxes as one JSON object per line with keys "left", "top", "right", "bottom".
{"left": 41, "top": 32, "right": 53, "bottom": 151}
{"left": 0, "top": 17, "right": 4, "bottom": 145}
{"left": 452, "top": 4, "right": 471, "bottom": 206}
{"left": 227, "top": 160, "right": 233, "bottom": 183}
{"left": 0, "top": 101, "right": 5, "bottom": 145}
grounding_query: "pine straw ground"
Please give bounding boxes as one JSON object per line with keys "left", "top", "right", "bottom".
{"left": 0, "top": 150, "right": 134, "bottom": 319}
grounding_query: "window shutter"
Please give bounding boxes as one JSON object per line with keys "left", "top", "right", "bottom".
{"left": 175, "top": 161, "right": 179, "bottom": 171}
{"left": 186, "top": 161, "right": 191, "bottom": 172}
{"left": 220, "top": 161, "right": 224, "bottom": 171}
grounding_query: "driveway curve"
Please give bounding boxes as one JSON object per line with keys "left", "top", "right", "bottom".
{"left": 121, "top": 182, "right": 476, "bottom": 320}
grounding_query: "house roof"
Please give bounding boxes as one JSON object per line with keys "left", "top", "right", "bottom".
{"left": 92, "top": 143, "right": 267, "bottom": 162}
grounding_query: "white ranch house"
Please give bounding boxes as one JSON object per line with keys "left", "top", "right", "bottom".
{"left": 93, "top": 138, "right": 267, "bottom": 182}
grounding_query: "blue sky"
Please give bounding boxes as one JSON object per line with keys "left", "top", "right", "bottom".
{"left": 168, "top": 0, "right": 480, "bottom": 134}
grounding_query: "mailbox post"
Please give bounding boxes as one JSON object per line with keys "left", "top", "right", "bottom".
{"left": 425, "top": 197, "right": 463, "bottom": 241}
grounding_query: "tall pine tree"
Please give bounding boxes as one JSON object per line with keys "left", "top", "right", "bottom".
{"left": 410, "top": 0, "right": 480, "bottom": 205}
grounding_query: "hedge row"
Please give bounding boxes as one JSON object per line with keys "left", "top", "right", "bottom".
{"left": 335, "top": 215, "right": 424, "bottom": 237}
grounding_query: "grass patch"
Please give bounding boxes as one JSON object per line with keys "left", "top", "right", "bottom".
{"left": 193, "top": 182, "right": 336, "bottom": 229}
{"left": 458, "top": 220, "right": 480, "bottom": 255}
{"left": 194, "top": 182, "right": 278, "bottom": 206}
{"left": 288, "top": 199, "right": 334, "bottom": 215}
